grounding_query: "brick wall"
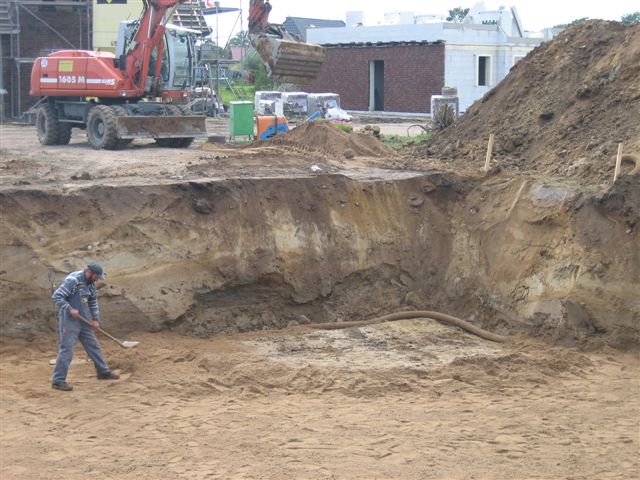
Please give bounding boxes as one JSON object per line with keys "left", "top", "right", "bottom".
{"left": 304, "top": 43, "right": 445, "bottom": 113}
{"left": 2, "top": 2, "right": 92, "bottom": 119}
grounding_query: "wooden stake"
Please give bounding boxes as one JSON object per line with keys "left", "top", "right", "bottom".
{"left": 484, "top": 134, "right": 495, "bottom": 173}
{"left": 613, "top": 143, "right": 623, "bottom": 183}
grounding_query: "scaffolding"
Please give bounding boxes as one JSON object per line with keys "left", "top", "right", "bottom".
{"left": 0, "top": 0, "right": 92, "bottom": 120}
{"left": 171, "top": 0, "right": 211, "bottom": 35}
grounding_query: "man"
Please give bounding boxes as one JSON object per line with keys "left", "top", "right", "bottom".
{"left": 51, "top": 262, "right": 119, "bottom": 391}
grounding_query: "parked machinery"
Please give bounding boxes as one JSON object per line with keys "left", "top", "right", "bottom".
{"left": 30, "top": 0, "right": 206, "bottom": 149}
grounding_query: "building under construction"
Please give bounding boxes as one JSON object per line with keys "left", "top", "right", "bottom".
{"left": 1, "top": 0, "right": 93, "bottom": 120}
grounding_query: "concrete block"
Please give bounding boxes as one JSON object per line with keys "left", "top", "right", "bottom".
{"left": 431, "top": 95, "right": 459, "bottom": 123}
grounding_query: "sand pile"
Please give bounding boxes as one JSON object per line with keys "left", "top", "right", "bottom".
{"left": 253, "top": 120, "right": 396, "bottom": 158}
{"left": 410, "top": 20, "right": 640, "bottom": 184}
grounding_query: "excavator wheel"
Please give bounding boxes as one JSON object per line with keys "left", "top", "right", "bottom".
{"left": 37, "top": 104, "right": 64, "bottom": 146}
{"left": 177, "top": 105, "right": 194, "bottom": 116}
{"left": 56, "top": 122, "right": 73, "bottom": 146}
{"left": 174, "top": 105, "right": 195, "bottom": 148}
{"left": 87, "top": 105, "right": 119, "bottom": 150}
{"left": 109, "top": 105, "right": 134, "bottom": 148}
{"left": 155, "top": 105, "right": 195, "bottom": 149}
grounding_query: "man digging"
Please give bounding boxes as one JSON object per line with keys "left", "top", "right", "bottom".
{"left": 51, "top": 263, "right": 119, "bottom": 391}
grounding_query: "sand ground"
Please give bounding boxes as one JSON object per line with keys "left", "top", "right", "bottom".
{"left": 1, "top": 320, "right": 638, "bottom": 480}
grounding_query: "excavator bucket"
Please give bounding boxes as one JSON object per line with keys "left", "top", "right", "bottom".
{"left": 116, "top": 115, "right": 207, "bottom": 140}
{"left": 253, "top": 36, "right": 326, "bottom": 84}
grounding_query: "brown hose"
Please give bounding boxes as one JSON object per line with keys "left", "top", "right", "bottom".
{"left": 307, "top": 310, "right": 507, "bottom": 343}
{"left": 622, "top": 154, "right": 639, "bottom": 176}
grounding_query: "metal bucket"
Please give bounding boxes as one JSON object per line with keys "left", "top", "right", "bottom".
{"left": 116, "top": 115, "right": 207, "bottom": 139}
{"left": 254, "top": 37, "right": 326, "bottom": 84}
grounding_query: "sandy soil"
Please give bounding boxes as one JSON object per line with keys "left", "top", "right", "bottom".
{"left": 0, "top": 121, "right": 407, "bottom": 191}
{"left": 1, "top": 319, "right": 638, "bottom": 480}
{"left": 1, "top": 114, "right": 638, "bottom": 479}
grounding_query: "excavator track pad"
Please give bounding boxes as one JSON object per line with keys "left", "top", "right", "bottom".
{"left": 116, "top": 115, "right": 207, "bottom": 139}
{"left": 254, "top": 36, "right": 326, "bottom": 84}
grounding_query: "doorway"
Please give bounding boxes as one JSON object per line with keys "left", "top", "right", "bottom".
{"left": 369, "top": 60, "right": 384, "bottom": 111}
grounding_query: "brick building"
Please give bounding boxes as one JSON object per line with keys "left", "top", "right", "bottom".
{"left": 306, "top": 41, "right": 445, "bottom": 114}
{"left": 1, "top": 0, "right": 92, "bottom": 120}
{"left": 307, "top": 4, "right": 542, "bottom": 114}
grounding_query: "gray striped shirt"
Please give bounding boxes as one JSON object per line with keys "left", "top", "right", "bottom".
{"left": 52, "top": 270, "right": 100, "bottom": 320}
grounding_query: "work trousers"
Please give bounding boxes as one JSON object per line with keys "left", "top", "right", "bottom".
{"left": 52, "top": 313, "right": 109, "bottom": 384}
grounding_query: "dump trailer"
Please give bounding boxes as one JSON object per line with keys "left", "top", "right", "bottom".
{"left": 248, "top": 0, "right": 326, "bottom": 84}
{"left": 29, "top": 0, "right": 206, "bottom": 149}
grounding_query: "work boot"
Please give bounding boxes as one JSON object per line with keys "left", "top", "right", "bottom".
{"left": 52, "top": 382, "right": 73, "bottom": 391}
{"left": 97, "top": 371, "right": 120, "bottom": 380}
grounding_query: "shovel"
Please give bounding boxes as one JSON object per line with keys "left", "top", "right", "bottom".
{"left": 77, "top": 314, "right": 139, "bottom": 349}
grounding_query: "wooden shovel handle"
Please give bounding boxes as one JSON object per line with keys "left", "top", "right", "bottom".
{"left": 76, "top": 314, "right": 124, "bottom": 347}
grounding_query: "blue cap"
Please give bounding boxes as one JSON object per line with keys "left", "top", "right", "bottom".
{"left": 87, "top": 262, "right": 105, "bottom": 279}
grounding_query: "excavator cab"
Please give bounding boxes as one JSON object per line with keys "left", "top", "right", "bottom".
{"left": 116, "top": 21, "right": 197, "bottom": 95}
{"left": 110, "top": 21, "right": 206, "bottom": 144}
{"left": 249, "top": 0, "right": 326, "bottom": 84}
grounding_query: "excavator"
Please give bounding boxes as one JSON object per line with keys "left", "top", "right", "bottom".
{"left": 248, "top": 0, "right": 326, "bottom": 84}
{"left": 30, "top": 0, "right": 208, "bottom": 149}
{"left": 30, "top": 0, "right": 325, "bottom": 150}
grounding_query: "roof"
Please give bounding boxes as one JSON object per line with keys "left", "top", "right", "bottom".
{"left": 321, "top": 40, "right": 444, "bottom": 48}
{"left": 283, "top": 16, "right": 345, "bottom": 41}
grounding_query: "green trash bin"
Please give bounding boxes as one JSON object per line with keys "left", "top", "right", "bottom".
{"left": 229, "top": 101, "right": 254, "bottom": 140}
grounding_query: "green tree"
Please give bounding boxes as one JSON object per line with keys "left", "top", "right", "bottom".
{"left": 228, "top": 30, "right": 250, "bottom": 48}
{"left": 223, "top": 31, "right": 249, "bottom": 59}
{"left": 621, "top": 12, "right": 640, "bottom": 24}
{"left": 199, "top": 39, "right": 228, "bottom": 61}
{"left": 447, "top": 7, "right": 470, "bottom": 22}
{"left": 246, "top": 51, "right": 271, "bottom": 91}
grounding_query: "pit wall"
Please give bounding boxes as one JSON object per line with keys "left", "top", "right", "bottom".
{"left": 441, "top": 175, "right": 639, "bottom": 347}
{"left": 0, "top": 173, "right": 637, "bottom": 346}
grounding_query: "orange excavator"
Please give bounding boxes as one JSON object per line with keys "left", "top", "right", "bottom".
{"left": 30, "top": 0, "right": 325, "bottom": 149}
{"left": 30, "top": 0, "right": 206, "bottom": 149}
{"left": 248, "top": 0, "right": 326, "bottom": 84}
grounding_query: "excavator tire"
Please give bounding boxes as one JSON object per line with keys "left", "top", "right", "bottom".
{"left": 177, "top": 105, "right": 194, "bottom": 116}
{"left": 36, "top": 104, "right": 62, "bottom": 146}
{"left": 87, "top": 105, "right": 119, "bottom": 150}
{"left": 110, "top": 105, "right": 134, "bottom": 148}
{"left": 174, "top": 105, "right": 195, "bottom": 148}
{"left": 56, "top": 121, "right": 73, "bottom": 145}
{"left": 155, "top": 105, "right": 194, "bottom": 149}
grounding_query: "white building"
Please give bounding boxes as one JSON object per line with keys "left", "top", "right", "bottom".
{"left": 307, "top": 3, "right": 542, "bottom": 112}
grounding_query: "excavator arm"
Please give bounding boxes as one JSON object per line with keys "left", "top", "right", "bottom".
{"left": 248, "top": 0, "right": 272, "bottom": 36}
{"left": 123, "top": 0, "right": 187, "bottom": 94}
{"left": 248, "top": 0, "right": 326, "bottom": 84}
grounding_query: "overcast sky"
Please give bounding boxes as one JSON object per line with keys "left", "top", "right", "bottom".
{"left": 207, "top": 0, "right": 636, "bottom": 44}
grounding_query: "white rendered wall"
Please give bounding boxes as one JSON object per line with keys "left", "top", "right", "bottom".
{"left": 444, "top": 44, "right": 533, "bottom": 112}
{"left": 308, "top": 22, "right": 540, "bottom": 113}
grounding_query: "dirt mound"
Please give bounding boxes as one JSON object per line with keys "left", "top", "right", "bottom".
{"left": 410, "top": 21, "right": 640, "bottom": 184}
{"left": 249, "top": 120, "right": 396, "bottom": 158}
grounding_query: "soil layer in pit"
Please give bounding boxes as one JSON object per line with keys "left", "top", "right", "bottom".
{"left": 1, "top": 168, "right": 637, "bottom": 347}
